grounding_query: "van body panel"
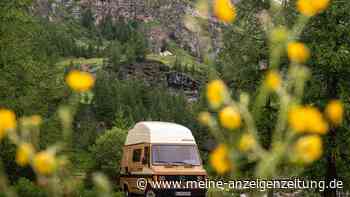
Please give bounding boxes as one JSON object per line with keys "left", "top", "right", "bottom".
{"left": 120, "top": 122, "right": 207, "bottom": 196}
{"left": 125, "top": 121, "right": 197, "bottom": 145}
{"left": 151, "top": 166, "right": 207, "bottom": 176}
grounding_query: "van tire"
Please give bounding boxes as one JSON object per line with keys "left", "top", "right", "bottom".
{"left": 144, "top": 188, "right": 157, "bottom": 197}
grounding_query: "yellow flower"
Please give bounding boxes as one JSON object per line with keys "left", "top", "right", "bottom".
{"left": 288, "top": 106, "right": 328, "bottom": 134}
{"left": 198, "top": 112, "right": 212, "bottom": 126}
{"left": 66, "top": 70, "right": 95, "bottom": 92}
{"left": 325, "top": 100, "right": 344, "bottom": 125}
{"left": 33, "top": 151, "right": 56, "bottom": 175}
{"left": 294, "top": 135, "right": 323, "bottom": 164}
{"left": 297, "top": 0, "right": 317, "bottom": 16}
{"left": 16, "top": 143, "right": 35, "bottom": 167}
{"left": 213, "top": 0, "right": 236, "bottom": 23}
{"left": 0, "top": 109, "right": 16, "bottom": 140}
{"left": 305, "top": 107, "right": 329, "bottom": 134}
{"left": 265, "top": 70, "right": 282, "bottom": 91}
{"left": 287, "top": 42, "right": 310, "bottom": 63}
{"left": 297, "top": 0, "right": 330, "bottom": 17}
{"left": 238, "top": 133, "right": 256, "bottom": 152}
{"left": 312, "top": 0, "right": 330, "bottom": 12}
{"left": 206, "top": 80, "right": 228, "bottom": 109}
{"left": 210, "top": 144, "right": 232, "bottom": 174}
{"left": 219, "top": 106, "right": 241, "bottom": 130}
{"left": 289, "top": 106, "right": 308, "bottom": 132}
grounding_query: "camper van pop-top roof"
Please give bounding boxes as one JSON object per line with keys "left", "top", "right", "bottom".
{"left": 124, "top": 121, "right": 196, "bottom": 145}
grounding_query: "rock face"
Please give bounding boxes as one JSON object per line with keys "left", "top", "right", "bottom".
{"left": 117, "top": 60, "right": 201, "bottom": 102}
{"left": 78, "top": 0, "right": 223, "bottom": 58}
{"left": 33, "top": 0, "right": 81, "bottom": 20}
{"left": 79, "top": 0, "right": 150, "bottom": 24}
{"left": 166, "top": 71, "right": 201, "bottom": 91}
{"left": 33, "top": 0, "right": 225, "bottom": 58}
{"left": 118, "top": 60, "right": 170, "bottom": 86}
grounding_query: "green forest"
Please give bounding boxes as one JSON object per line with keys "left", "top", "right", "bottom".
{"left": 0, "top": 0, "right": 350, "bottom": 196}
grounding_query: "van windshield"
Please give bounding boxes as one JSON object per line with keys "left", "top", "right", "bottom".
{"left": 152, "top": 145, "right": 201, "bottom": 165}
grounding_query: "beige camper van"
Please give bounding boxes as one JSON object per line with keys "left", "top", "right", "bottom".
{"left": 120, "top": 121, "right": 207, "bottom": 197}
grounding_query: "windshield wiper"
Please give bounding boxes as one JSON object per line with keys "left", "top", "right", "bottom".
{"left": 154, "top": 161, "right": 195, "bottom": 165}
{"left": 172, "top": 161, "right": 194, "bottom": 165}
{"left": 154, "top": 161, "right": 175, "bottom": 165}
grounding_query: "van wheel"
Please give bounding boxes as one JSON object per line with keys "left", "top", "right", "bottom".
{"left": 144, "top": 188, "right": 156, "bottom": 197}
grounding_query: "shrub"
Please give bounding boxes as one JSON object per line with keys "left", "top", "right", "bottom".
{"left": 89, "top": 127, "right": 127, "bottom": 180}
{"left": 128, "top": 31, "right": 147, "bottom": 62}
{"left": 73, "top": 188, "right": 125, "bottom": 197}
{"left": 39, "top": 115, "right": 63, "bottom": 149}
{"left": 107, "top": 40, "right": 123, "bottom": 71}
{"left": 73, "top": 187, "right": 98, "bottom": 197}
{"left": 0, "top": 140, "right": 35, "bottom": 183}
{"left": 73, "top": 105, "right": 99, "bottom": 149}
{"left": 14, "top": 178, "right": 48, "bottom": 197}
{"left": 124, "top": 43, "right": 137, "bottom": 64}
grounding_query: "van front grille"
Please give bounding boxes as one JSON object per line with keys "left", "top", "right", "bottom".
{"left": 163, "top": 175, "right": 199, "bottom": 182}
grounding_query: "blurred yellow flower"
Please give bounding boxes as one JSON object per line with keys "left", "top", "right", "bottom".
{"left": 289, "top": 106, "right": 307, "bottom": 132}
{"left": 312, "top": 0, "right": 331, "bottom": 12}
{"left": 297, "top": 0, "right": 330, "bottom": 17}
{"left": 219, "top": 106, "right": 241, "bottom": 130}
{"left": 289, "top": 106, "right": 328, "bottom": 134}
{"left": 294, "top": 135, "right": 323, "bottom": 164}
{"left": 305, "top": 107, "right": 329, "bottom": 134}
{"left": 206, "top": 80, "right": 227, "bottom": 109}
{"left": 239, "top": 133, "right": 256, "bottom": 152}
{"left": 210, "top": 144, "right": 232, "bottom": 174}
{"left": 287, "top": 42, "right": 310, "bottom": 63}
{"left": 265, "top": 70, "right": 282, "bottom": 91}
{"left": 66, "top": 70, "right": 95, "bottom": 92}
{"left": 297, "top": 0, "right": 317, "bottom": 16}
{"left": 33, "top": 151, "right": 56, "bottom": 175}
{"left": 16, "top": 143, "right": 34, "bottom": 167}
{"left": 198, "top": 112, "right": 212, "bottom": 126}
{"left": 325, "top": 100, "right": 344, "bottom": 125}
{"left": 0, "top": 109, "right": 16, "bottom": 140}
{"left": 213, "top": 0, "right": 236, "bottom": 23}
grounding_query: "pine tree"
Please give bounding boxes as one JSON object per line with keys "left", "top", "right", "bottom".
{"left": 100, "top": 15, "right": 115, "bottom": 40}
{"left": 81, "top": 8, "right": 95, "bottom": 31}
{"left": 108, "top": 41, "right": 123, "bottom": 71}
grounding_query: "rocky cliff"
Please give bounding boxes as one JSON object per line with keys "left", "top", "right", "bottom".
{"left": 33, "top": 0, "right": 224, "bottom": 58}
{"left": 79, "top": 0, "right": 210, "bottom": 56}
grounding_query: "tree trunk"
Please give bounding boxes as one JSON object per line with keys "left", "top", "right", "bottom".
{"left": 324, "top": 127, "right": 337, "bottom": 197}
{"left": 323, "top": 75, "right": 338, "bottom": 197}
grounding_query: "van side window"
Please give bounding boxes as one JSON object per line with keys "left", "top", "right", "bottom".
{"left": 143, "top": 147, "right": 149, "bottom": 165}
{"left": 132, "top": 149, "right": 142, "bottom": 162}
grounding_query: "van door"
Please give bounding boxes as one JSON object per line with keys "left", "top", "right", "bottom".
{"left": 130, "top": 147, "right": 143, "bottom": 172}
{"left": 129, "top": 145, "right": 145, "bottom": 194}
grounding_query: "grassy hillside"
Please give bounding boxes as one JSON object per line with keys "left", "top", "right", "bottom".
{"left": 56, "top": 57, "right": 104, "bottom": 68}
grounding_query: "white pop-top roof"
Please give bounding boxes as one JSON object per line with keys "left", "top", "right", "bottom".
{"left": 124, "top": 121, "right": 196, "bottom": 145}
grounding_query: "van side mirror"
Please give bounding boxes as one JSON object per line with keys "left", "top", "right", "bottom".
{"left": 142, "top": 157, "right": 148, "bottom": 165}
{"left": 125, "top": 167, "right": 129, "bottom": 174}
{"left": 143, "top": 146, "right": 150, "bottom": 166}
